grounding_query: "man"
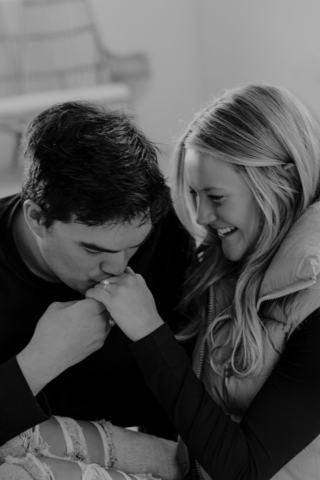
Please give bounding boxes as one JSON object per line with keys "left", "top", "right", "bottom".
{"left": 0, "top": 101, "right": 190, "bottom": 445}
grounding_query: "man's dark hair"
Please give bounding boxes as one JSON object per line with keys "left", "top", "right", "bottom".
{"left": 21, "top": 101, "right": 170, "bottom": 228}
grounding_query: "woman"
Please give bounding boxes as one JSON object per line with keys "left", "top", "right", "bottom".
{"left": 87, "top": 83, "right": 320, "bottom": 480}
{"left": 2, "top": 83, "right": 320, "bottom": 480}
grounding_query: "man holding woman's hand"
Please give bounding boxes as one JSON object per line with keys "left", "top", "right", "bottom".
{"left": 86, "top": 267, "right": 164, "bottom": 342}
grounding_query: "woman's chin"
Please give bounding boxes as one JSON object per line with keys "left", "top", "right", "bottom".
{"left": 222, "top": 243, "right": 245, "bottom": 262}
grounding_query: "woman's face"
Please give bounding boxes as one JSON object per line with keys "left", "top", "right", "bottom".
{"left": 184, "top": 148, "right": 261, "bottom": 261}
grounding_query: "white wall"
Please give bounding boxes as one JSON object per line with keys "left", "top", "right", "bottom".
{"left": 91, "top": 0, "right": 202, "bottom": 174}
{"left": 195, "top": 0, "right": 320, "bottom": 119}
{"left": 91, "top": 0, "right": 320, "bottom": 172}
{"left": 1, "top": 0, "right": 320, "bottom": 185}
{"left": 0, "top": 0, "right": 202, "bottom": 181}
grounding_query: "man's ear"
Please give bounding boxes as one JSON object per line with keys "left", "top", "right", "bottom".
{"left": 23, "top": 200, "right": 46, "bottom": 238}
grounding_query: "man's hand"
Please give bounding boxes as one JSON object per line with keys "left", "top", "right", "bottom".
{"left": 17, "top": 298, "right": 110, "bottom": 395}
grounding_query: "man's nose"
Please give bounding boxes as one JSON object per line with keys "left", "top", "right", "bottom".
{"left": 196, "top": 199, "right": 218, "bottom": 226}
{"left": 100, "top": 251, "right": 129, "bottom": 276}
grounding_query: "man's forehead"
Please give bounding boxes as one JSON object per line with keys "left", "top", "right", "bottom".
{"left": 100, "top": 218, "right": 152, "bottom": 232}
{"left": 55, "top": 217, "right": 151, "bottom": 236}
{"left": 84, "top": 221, "right": 153, "bottom": 252}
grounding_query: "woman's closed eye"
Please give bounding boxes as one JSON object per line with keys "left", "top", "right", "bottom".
{"left": 207, "top": 194, "right": 224, "bottom": 204}
{"left": 189, "top": 189, "right": 225, "bottom": 205}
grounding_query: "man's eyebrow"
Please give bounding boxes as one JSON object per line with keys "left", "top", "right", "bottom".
{"left": 79, "top": 227, "right": 154, "bottom": 253}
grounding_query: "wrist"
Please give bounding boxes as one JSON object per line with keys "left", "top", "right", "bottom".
{"left": 131, "top": 315, "right": 164, "bottom": 342}
{"left": 16, "top": 347, "right": 58, "bottom": 396}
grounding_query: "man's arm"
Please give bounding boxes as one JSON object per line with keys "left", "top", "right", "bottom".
{"left": 0, "top": 298, "right": 110, "bottom": 445}
{"left": 16, "top": 299, "right": 109, "bottom": 395}
{"left": 0, "top": 357, "right": 49, "bottom": 445}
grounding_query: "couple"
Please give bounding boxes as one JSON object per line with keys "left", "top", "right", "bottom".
{"left": 1, "top": 82, "right": 320, "bottom": 480}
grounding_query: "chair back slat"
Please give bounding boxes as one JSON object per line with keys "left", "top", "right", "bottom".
{"left": 0, "top": 1, "right": 21, "bottom": 96}
{"left": 0, "top": 0, "right": 112, "bottom": 96}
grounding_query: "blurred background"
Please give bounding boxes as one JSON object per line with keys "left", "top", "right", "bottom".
{"left": 0, "top": 0, "right": 320, "bottom": 197}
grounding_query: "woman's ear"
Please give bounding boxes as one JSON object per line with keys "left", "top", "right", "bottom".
{"left": 23, "top": 200, "right": 46, "bottom": 238}
{"left": 283, "top": 163, "right": 295, "bottom": 171}
{"left": 283, "top": 163, "right": 299, "bottom": 182}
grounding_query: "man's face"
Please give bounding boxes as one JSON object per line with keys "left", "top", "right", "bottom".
{"left": 38, "top": 218, "right": 152, "bottom": 294}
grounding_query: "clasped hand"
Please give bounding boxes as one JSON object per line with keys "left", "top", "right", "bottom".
{"left": 86, "top": 267, "right": 164, "bottom": 341}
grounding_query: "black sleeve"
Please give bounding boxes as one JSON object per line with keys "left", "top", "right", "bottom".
{"left": 130, "top": 311, "right": 320, "bottom": 480}
{"left": 0, "top": 357, "right": 50, "bottom": 446}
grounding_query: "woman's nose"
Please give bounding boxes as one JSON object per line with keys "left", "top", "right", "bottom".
{"left": 196, "top": 200, "right": 218, "bottom": 226}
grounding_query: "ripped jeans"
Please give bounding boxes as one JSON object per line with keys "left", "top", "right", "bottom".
{"left": 0, "top": 417, "right": 188, "bottom": 480}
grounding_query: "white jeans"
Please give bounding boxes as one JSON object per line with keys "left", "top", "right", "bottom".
{"left": 0, "top": 418, "right": 187, "bottom": 480}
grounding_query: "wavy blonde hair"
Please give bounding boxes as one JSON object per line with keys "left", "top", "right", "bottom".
{"left": 171, "top": 83, "right": 320, "bottom": 377}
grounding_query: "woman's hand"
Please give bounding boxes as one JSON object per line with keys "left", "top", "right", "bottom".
{"left": 86, "top": 267, "right": 164, "bottom": 341}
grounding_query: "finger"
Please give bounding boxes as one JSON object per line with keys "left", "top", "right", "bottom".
{"left": 108, "top": 315, "right": 116, "bottom": 327}
{"left": 103, "top": 310, "right": 116, "bottom": 329}
{"left": 53, "top": 300, "right": 79, "bottom": 309}
{"left": 126, "top": 266, "right": 135, "bottom": 276}
{"left": 126, "top": 267, "right": 144, "bottom": 284}
{"left": 81, "top": 297, "right": 108, "bottom": 314}
{"left": 86, "top": 287, "right": 111, "bottom": 307}
{"left": 63, "top": 300, "right": 79, "bottom": 307}
{"left": 95, "top": 281, "right": 116, "bottom": 293}
{"left": 100, "top": 275, "right": 120, "bottom": 285}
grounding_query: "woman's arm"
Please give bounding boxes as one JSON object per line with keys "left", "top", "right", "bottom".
{"left": 130, "top": 311, "right": 320, "bottom": 480}
{"left": 85, "top": 270, "right": 320, "bottom": 478}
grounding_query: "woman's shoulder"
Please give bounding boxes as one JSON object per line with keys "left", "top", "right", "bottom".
{"left": 258, "top": 203, "right": 320, "bottom": 328}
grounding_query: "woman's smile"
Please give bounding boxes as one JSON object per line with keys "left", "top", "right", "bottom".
{"left": 216, "top": 226, "right": 238, "bottom": 238}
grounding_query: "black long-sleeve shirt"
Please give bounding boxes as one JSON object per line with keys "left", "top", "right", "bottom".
{"left": 0, "top": 194, "right": 191, "bottom": 445}
{"left": 131, "top": 311, "right": 320, "bottom": 480}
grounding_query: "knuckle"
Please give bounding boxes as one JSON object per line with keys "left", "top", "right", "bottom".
{"left": 49, "top": 301, "right": 61, "bottom": 309}
{"left": 117, "top": 284, "right": 127, "bottom": 295}
{"left": 85, "top": 298, "right": 100, "bottom": 312}
{"left": 85, "top": 297, "right": 96, "bottom": 307}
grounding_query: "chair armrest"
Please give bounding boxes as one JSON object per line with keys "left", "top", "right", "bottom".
{"left": 0, "top": 83, "right": 131, "bottom": 120}
{"left": 101, "top": 49, "right": 151, "bottom": 83}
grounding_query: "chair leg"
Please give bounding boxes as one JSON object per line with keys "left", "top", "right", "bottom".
{"left": 11, "top": 131, "right": 23, "bottom": 170}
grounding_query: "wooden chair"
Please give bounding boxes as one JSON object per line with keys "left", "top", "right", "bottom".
{"left": 0, "top": 0, "right": 150, "bottom": 163}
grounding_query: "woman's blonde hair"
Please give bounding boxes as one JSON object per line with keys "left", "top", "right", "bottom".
{"left": 171, "top": 83, "right": 320, "bottom": 377}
